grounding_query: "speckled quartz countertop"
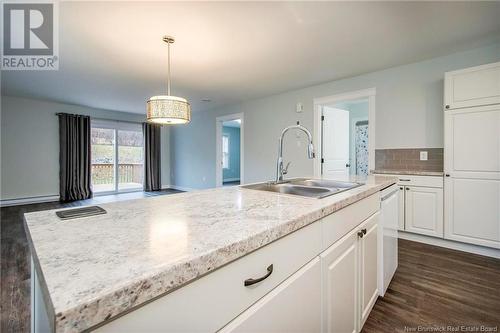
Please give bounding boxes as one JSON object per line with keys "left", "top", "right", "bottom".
{"left": 372, "top": 169, "right": 444, "bottom": 177}
{"left": 24, "top": 175, "right": 396, "bottom": 332}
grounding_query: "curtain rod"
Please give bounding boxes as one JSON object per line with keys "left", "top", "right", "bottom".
{"left": 55, "top": 113, "right": 145, "bottom": 125}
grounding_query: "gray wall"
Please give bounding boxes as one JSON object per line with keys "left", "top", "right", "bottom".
{"left": 0, "top": 96, "right": 171, "bottom": 201}
{"left": 222, "top": 126, "right": 241, "bottom": 182}
{"left": 171, "top": 42, "right": 500, "bottom": 189}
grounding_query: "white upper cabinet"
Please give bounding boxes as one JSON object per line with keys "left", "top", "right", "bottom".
{"left": 444, "top": 62, "right": 500, "bottom": 110}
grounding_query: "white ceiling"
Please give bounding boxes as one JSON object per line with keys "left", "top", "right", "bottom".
{"left": 2, "top": 1, "right": 500, "bottom": 114}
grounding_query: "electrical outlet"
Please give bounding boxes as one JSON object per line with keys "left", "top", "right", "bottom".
{"left": 420, "top": 151, "right": 428, "bottom": 161}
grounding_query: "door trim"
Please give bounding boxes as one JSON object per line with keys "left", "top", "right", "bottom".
{"left": 216, "top": 113, "right": 244, "bottom": 187}
{"left": 313, "top": 88, "right": 376, "bottom": 178}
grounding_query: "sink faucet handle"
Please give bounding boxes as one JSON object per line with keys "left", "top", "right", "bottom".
{"left": 283, "top": 161, "right": 291, "bottom": 175}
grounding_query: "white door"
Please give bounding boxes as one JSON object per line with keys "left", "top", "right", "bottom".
{"left": 359, "top": 213, "right": 379, "bottom": 328}
{"left": 405, "top": 186, "right": 444, "bottom": 238}
{"left": 444, "top": 62, "right": 500, "bottom": 110}
{"left": 322, "top": 107, "right": 350, "bottom": 179}
{"left": 220, "top": 258, "right": 321, "bottom": 333}
{"left": 320, "top": 227, "right": 358, "bottom": 333}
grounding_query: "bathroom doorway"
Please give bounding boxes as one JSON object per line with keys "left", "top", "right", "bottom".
{"left": 216, "top": 113, "right": 244, "bottom": 187}
{"left": 313, "top": 89, "right": 375, "bottom": 179}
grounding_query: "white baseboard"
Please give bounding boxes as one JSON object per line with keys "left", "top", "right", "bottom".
{"left": 398, "top": 231, "right": 500, "bottom": 259}
{"left": 0, "top": 195, "right": 59, "bottom": 207}
{"left": 166, "top": 185, "right": 194, "bottom": 192}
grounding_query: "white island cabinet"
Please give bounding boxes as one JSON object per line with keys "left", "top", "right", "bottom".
{"left": 219, "top": 258, "right": 322, "bottom": 333}
{"left": 93, "top": 194, "right": 381, "bottom": 333}
{"left": 320, "top": 212, "right": 379, "bottom": 333}
{"left": 27, "top": 176, "right": 396, "bottom": 333}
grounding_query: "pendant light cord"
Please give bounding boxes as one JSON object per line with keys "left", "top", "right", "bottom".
{"left": 167, "top": 41, "right": 171, "bottom": 96}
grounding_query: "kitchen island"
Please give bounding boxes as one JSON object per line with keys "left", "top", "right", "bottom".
{"left": 24, "top": 175, "right": 397, "bottom": 332}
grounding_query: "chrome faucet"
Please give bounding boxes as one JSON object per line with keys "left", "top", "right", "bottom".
{"left": 275, "top": 123, "right": 315, "bottom": 183}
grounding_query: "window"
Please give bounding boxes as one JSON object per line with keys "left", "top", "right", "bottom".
{"left": 222, "top": 135, "right": 229, "bottom": 169}
{"left": 91, "top": 120, "right": 144, "bottom": 194}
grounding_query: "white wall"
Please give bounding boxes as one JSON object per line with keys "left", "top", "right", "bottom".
{"left": 0, "top": 96, "right": 171, "bottom": 201}
{"left": 171, "top": 42, "right": 500, "bottom": 189}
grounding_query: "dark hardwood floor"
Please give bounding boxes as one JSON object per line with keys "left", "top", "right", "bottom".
{"left": 363, "top": 239, "right": 500, "bottom": 333}
{"left": 0, "top": 189, "right": 181, "bottom": 333}
{"left": 1, "top": 194, "right": 499, "bottom": 332}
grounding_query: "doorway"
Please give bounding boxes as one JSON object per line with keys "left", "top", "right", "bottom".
{"left": 90, "top": 119, "right": 144, "bottom": 195}
{"left": 313, "top": 89, "right": 375, "bottom": 179}
{"left": 216, "top": 113, "right": 244, "bottom": 187}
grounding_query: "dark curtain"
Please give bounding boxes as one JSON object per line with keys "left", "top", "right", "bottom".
{"left": 143, "top": 123, "right": 162, "bottom": 191}
{"left": 58, "top": 113, "right": 92, "bottom": 202}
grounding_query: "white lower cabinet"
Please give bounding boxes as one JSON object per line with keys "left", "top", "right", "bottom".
{"left": 321, "top": 212, "right": 380, "bottom": 333}
{"left": 405, "top": 186, "right": 444, "bottom": 238}
{"left": 321, "top": 227, "right": 358, "bottom": 333}
{"left": 381, "top": 174, "right": 444, "bottom": 238}
{"left": 444, "top": 177, "right": 500, "bottom": 248}
{"left": 220, "top": 258, "right": 321, "bottom": 333}
{"left": 359, "top": 213, "right": 379, "bottom": 327}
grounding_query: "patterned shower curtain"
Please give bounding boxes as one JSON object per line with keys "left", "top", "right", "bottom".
{"left": 355, "top": 122, "right": 369, "bottom": 176}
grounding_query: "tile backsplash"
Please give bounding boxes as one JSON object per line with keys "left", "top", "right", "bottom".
{"left": 375, "top": 148, "right": 443, "bottom": 172}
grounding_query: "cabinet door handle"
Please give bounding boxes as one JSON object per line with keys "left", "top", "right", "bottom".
{"left": 445, "top": 174, "right": 450, "bottom": 177}
{"left": 406, "top": 187, "right": 410, "bottom": 191}
{"left": 445, "top": 105, "right": 450, "bottom": 109}
{"left": 244, "top": 264, "right": 273, "bottom": 286}
{"left": 357, "top": 231, "right": 364, "bottom": 238}
{"left": 362, "top": 228, "right": 367, "bottom": 235}
{"left": 399, "top": 187, "right": 404, "bottom": 190}
{"left": 399, "top": 179, "right": 411, "bottom": 182}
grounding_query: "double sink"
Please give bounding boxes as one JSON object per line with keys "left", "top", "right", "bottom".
{"left": 242, "top": 178, "right": 363, "bottom": 199}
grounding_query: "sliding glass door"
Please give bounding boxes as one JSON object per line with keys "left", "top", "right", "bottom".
{"left": 91, "top": 120, "right": 144, "bottom": 194}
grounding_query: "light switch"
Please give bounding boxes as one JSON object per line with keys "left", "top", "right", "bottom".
{"left": 420, "top": 151, "right": 428, "bottom": 161}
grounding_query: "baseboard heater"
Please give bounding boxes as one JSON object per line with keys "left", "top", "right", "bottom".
{"left": 56, "top": 206, "right": 106, "bottom": 220}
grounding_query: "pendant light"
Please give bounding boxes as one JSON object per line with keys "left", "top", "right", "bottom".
{"left": 146, "top": 36, "right": 191, "bottom": 124}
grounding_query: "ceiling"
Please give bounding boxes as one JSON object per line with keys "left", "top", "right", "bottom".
{"left": 2, "top": 1, "right": 500, "bottom": 114}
